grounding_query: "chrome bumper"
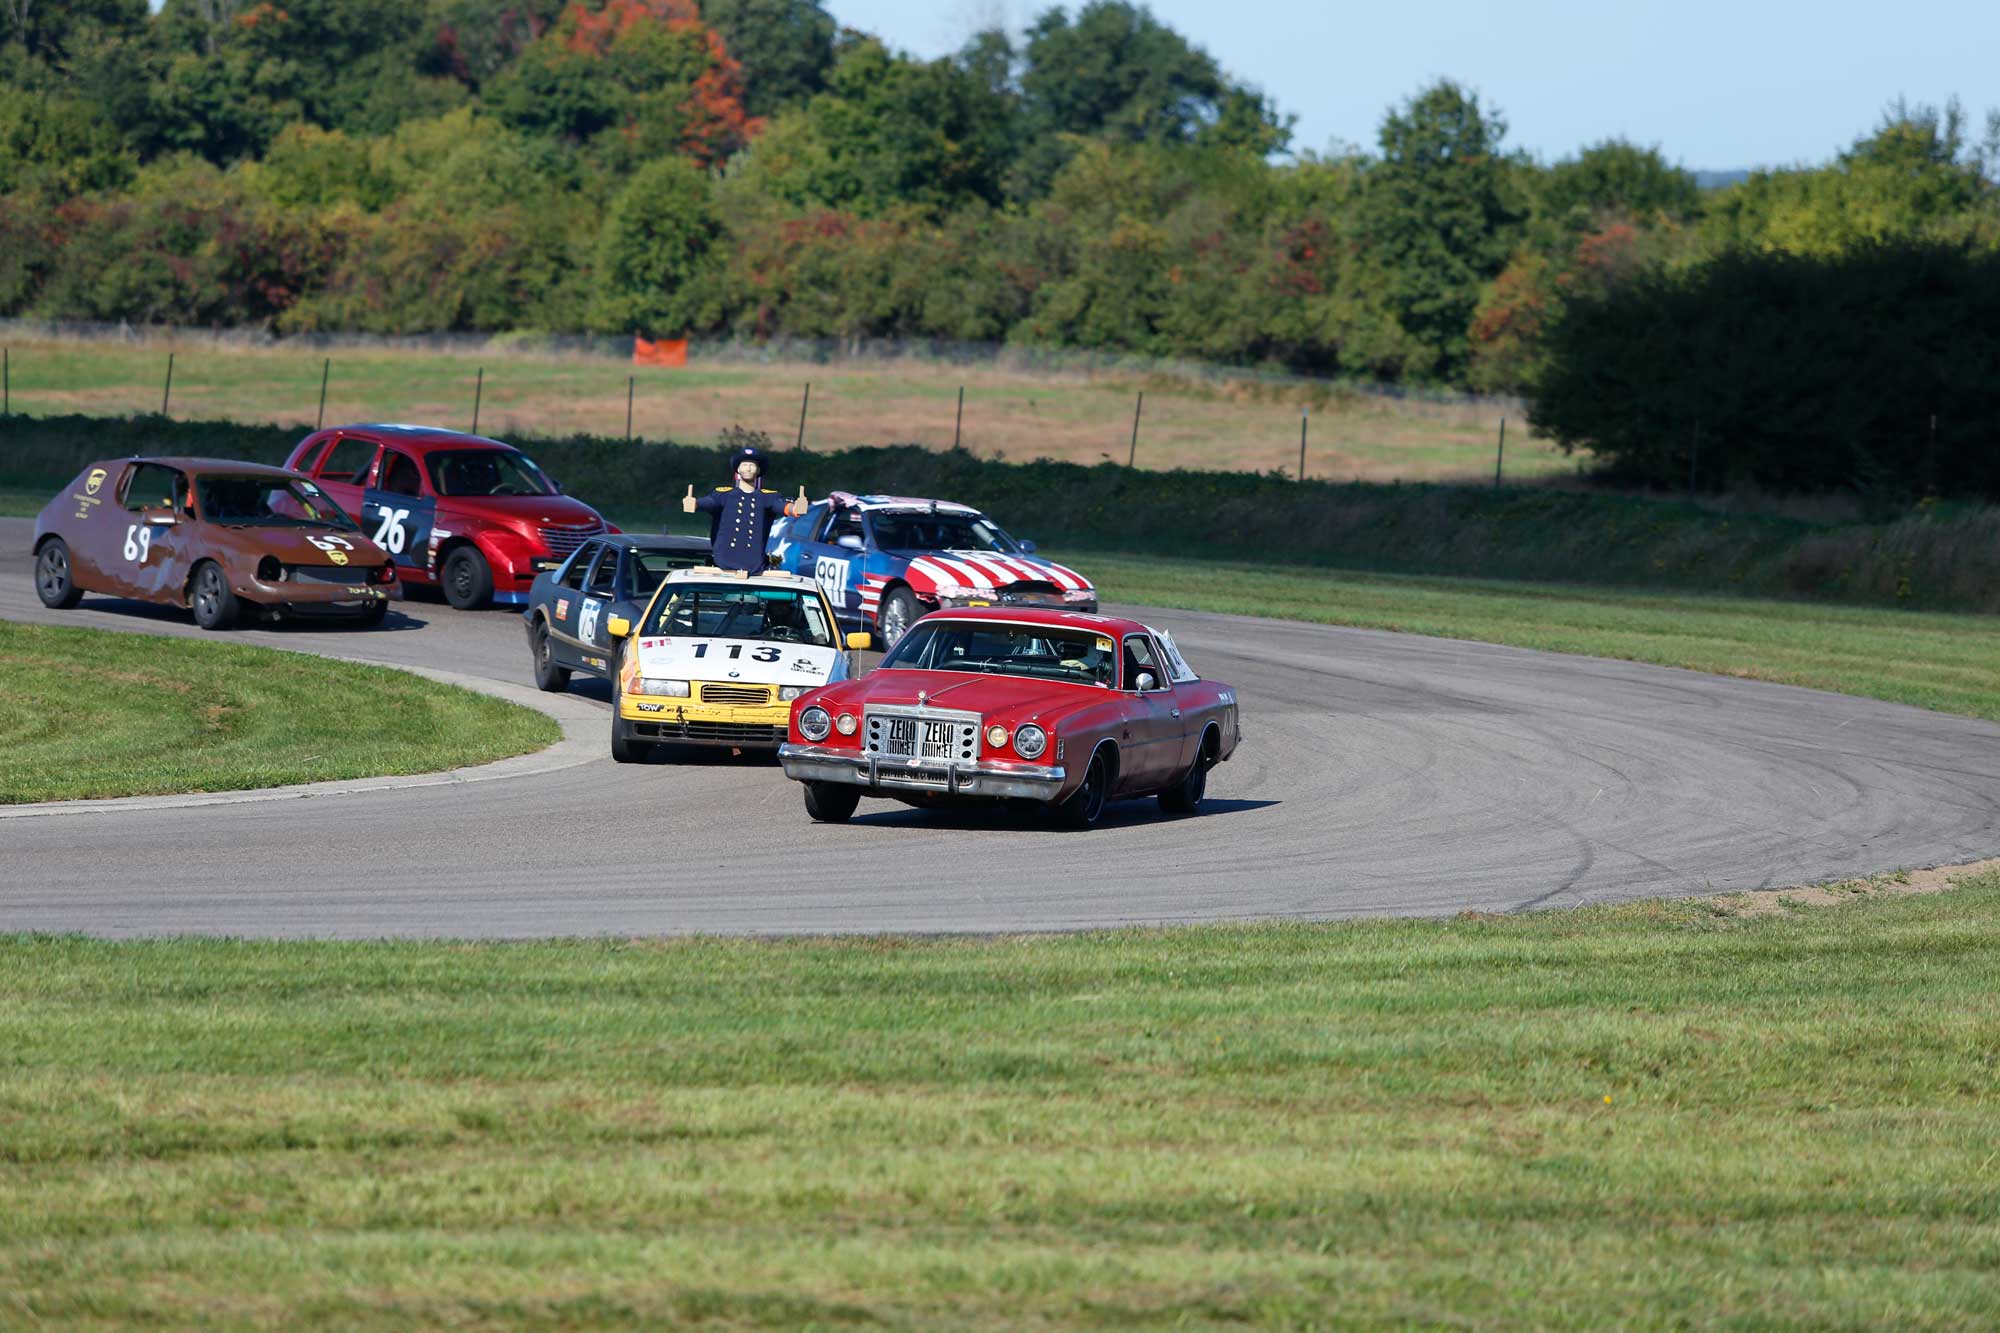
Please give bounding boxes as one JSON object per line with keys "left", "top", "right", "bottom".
{"left": 779, "top": 743, "right": 1067, "bottom": 800}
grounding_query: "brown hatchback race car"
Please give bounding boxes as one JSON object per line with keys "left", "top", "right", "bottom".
{"left": 31, "top": 457, "right": 400, "bottom": 630}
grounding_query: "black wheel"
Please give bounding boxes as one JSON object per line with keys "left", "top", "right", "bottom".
{"left": 442, "top": 546, "right": 493, "bottom": 610}
{"left": 531, "top": 618, "right": 571, "bottom": 692}
{"left": 34, "top": 539, "right": 82, "bottom": 609}
{"left": 1053, "top": 748, "right": 1109, "bottom": 830}
{"left": 803, "top": 781, "right": 861, "bottom": 823}
{"left": 354, "top": 599, "right": 389, "bottom": 627}
{"left": 189, "top": 561, "right": 240, "bottom": 631}
{"left": 877, "top": 587, "right": 920, "bottom": 648}
{"left": 1159, "top": 745, "right": 1211, "bottom": 816}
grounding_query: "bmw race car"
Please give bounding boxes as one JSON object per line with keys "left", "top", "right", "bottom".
{"left": 603, "top": 567, "right": 872, "bottom": 762}
{"left": 767, "top": 492, "right": 1096, "bottom": 647}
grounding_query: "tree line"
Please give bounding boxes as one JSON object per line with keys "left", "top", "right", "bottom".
{"left": 5, "top": 2, "right": 2000, "bottom": 494}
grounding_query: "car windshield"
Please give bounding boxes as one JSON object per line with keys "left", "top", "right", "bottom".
{"left": 880, "top": 621, "right": 1115, "bottom": 687}
{"left": 196, "top": 476, "right": 359, "bottom": 530}
{"left": 868, "top": 511, "right": 1019, "bottom": 555}
{"left": 426, "top": 449, "right": 555, "bottom": 497}
{"left": 631, "top": 547, "right": 711, "bottom": 596}
{"left": 642, "top": 584, "right": 835, "bottom": 647}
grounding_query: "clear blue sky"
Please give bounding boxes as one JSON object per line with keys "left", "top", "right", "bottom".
{"left": 828, "top": 0, "right": 2000, "bottom": 170}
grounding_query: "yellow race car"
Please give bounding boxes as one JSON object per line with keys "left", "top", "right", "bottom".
{"left": 606, "top": 567, "right": 870, "bottom": 761}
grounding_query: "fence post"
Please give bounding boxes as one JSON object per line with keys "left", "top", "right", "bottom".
{"left": 161, "top": 352, "right": 174, "bottom": 418}
{"left": 626, "top": 376, "right": 635, "bottom": 443}
{"left": 1127, "top": 391, "right": 1144, "bottom": 468}
{"left": 1299, "top": 407, "right": 1309, "bottom": 481}
{"left": 316, "top": 357, "right": 329, "bottom": 430}
{"left": 796, "top": 381, "right": 811, "bottom": 450}
{"left": 954, "top": 385, "right": 964, "bottom": 450}
{"left": 471, "top": 366, "right": 484, "bottom": 435}
{"left": 1494, "top": 417, "right": 1505, "bottom": 488}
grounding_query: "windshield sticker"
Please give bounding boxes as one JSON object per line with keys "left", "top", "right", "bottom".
{"left": 1095, "top": 636, "right": 1114, "bottom": 652}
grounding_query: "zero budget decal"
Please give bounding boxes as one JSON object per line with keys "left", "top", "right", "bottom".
{"left": 359, "top": 491, "right": 437, "bottom": 569}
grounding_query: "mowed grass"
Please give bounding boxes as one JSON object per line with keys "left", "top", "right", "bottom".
{"left": 0, "top": 621, "right": 557, "bottom": 802}
{"left": 0, "top": 335, "right": 1572, "bottom": 481}
{"left": 1082, "top": 551, "right": 2000, "bottom": 723}
{"left": 4, "top": 877, "right": 1999, "bottom": 1326}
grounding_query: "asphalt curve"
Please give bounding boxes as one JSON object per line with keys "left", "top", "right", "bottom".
{"left": 3, "top": 516, "right": 1997, "bottom": 938}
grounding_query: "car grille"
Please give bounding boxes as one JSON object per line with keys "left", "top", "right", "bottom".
{"left": 537, "top": 521, "right": 604, "bottom": 557}
{"left": 700, "top": 683, "right": 773, "bottom": 706}
{"left": 863, "top": 704, "right": 980, "bottom": 765}
{"left": 287, "top": 565, "right": 370, "bottom": 585}
{"left": 633, "top": 720, "right": 785, "bottom": 746}
{"left": 1001, "top": 580, "right": 1060, "bottom": 597}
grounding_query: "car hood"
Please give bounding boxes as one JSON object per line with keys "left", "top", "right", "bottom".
{"left": 820, "top": 669, "right": 1103, "bottom": 719}
{"left": 218, "top": 525, "right": 388, "bottom": 564}
{"left": 896, "top": 550, "right": 1092, "bottom": 596}
{"left": 442, "top": 494, "right": 604, "bottom": 528}
{"left": 633, "top": 635, "right": 840, "bottom": 687}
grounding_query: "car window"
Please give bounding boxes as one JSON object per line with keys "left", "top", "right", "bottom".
{"left": 316, "top": 437, "right": 377, "bottom": 483}
{"left": 379, "top": 449, "right": 423, "bottom": 497}
{"left": 1123, "top": 634, "right": 1164, "bottom": 690}
{"left": 631, "top": 548, "right": 705, "bottom": 594}
{"left": 119, "top": 462, "right": 187, "bottom": 513}
{"left": 1152, "top": 629, "right": 1199, "bottom": 683}
{"left": 559, "top": 542, "right": 599, "bottom": 590}
{"left": 825, "top": 507, "right": 865, "bottom": 547}
{"left": 585, "top": 546, "right": 620, "bottom": 595}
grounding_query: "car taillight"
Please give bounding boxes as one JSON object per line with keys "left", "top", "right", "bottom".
{"left": 370, "top": 564, "right": 397, "bottom": 584}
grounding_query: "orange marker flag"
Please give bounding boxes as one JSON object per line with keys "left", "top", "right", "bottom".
{"left": 633, "top": 336, "right": 688, "bottom": 368}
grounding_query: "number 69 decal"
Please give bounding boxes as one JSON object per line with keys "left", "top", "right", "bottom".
{"left": 122, "top": 524, "right": 153, "bottom": 563}
{"left": 308, "top": 534, "right": 354, "bottom": 567}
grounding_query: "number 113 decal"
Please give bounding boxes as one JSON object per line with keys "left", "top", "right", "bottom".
{"left": 691, "top": 642, "right": 782, "bottom": 663}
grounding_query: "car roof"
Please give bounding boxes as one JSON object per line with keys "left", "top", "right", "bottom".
{"left": 600, "top": 533, "right": 711, "bottom": 552}
{"left": 318, "top": 424, "right": 521, "bottom": 453}
{"left": 828, "top": 490, "right": 981, "bottom": 516}
{"left": 103, "top": 457, "right": 307, "bottom": 480}
{"left": 664, "top": 567, "right": 819, "bottom": 592}
{"left": 923, "top": 607, "right": 1153, "bottom": 638}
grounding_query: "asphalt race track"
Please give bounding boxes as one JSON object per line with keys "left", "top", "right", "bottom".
{"left": 4, "top": 515, "right": 1998, "bottom": 937}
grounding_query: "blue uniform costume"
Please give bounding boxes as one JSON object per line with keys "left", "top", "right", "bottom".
{"left": 696, "top": 486, "right": 790, "bottom": 573}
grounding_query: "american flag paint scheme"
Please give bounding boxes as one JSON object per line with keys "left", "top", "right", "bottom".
{"left": 767, "top": 492, "right": 1096, "bottom": 647}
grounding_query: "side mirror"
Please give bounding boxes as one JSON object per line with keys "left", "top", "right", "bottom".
{"left": 845, "top": 631, "right": 873, "bottom": 651}
{"left": 606, "top": 616, "right": 632, "bottom": 639}
{"left": 1018, "top": 539, "right": 1038, "bottom": 554}
{"left": 141, "top": 506, "right": 178, "bottom": 526}
{"left": 836, "top": 534, "right": 865, "bottom": 551}
{"left": 552, "top": 480, "right": 565, "bottom": 495}
{"left": 1134, "top": 671, "right": 1157, "bottom": 692}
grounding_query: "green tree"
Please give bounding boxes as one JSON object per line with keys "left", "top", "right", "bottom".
{"left": 590, "top": 156, "right": 723, "bottom": 334}
{"left": 1356, "top": 79, "right": 1524, "bottom": 380}
{"left": 0, "top": 86, "right": 135, "bottom": 195}
{"left": 1540, "top": 139, "right": 1699, "bottom": 227}
{"left": 698, "top": 0, "right": 835, "bottom": 118}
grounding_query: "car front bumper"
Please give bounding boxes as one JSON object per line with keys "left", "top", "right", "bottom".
{"left": 935, "top": 591, "right": 1096, "bottom": 615}
{"left": 779, "top": 743, "right": 1067, "bottom": 800}
{"left": 237, "top": 577, "right": 400, "bottom": 607}
{"left": 622, "top": 696, "right": 790, "bottom": 748}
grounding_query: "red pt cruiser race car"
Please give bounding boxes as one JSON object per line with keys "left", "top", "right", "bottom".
{"left": 778, "top": 608, "right": 1239, "bottom": 829}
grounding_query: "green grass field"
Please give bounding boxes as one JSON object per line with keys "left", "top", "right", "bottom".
{"left": 1077, "top": 552, "right": 2000, "bottom": 723}
{"left": 0, "top": 621, "right": 557, "bottom": 802}
{"left": 4, "top": 876, "right": 1998, "bottom": 1326}
{"left": 0, "top": 334, "right": 1570, "bottom": 481}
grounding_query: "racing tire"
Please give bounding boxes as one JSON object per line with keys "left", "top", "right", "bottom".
{"left": 531, "top": 618, "right": 571, "bottom": 692}
{"left": 877, "top": 587, "right": 920, "bottom": 649}
{"left": 803, "top": 780, "right": 861, "bottom": 824}
{"left": 1159, "top": 752, "right": 1209, "bottom": 816}
{"left": 610, "top": 714, "right": 653, "bottom": 764}
{"left": 189, "top": 561, "right": 240, "bottom": 631}
{"left": 1053, "top": 749, "right": 1110, "bottom": 830}
{"left": 441, "top": 546, "right": 494, "bottom": 611}
{"left": 354, "top": 599, "right": 389, "bottom": 627}
{"left": 34, "top": 539, "right": 82, "bottom": 609}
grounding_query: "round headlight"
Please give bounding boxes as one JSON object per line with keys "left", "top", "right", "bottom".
{"left": 835, "top": 712, "right": 858, "bottom": 736}
{"left": 985, "top": 724, "right": 1009, "bottom": 749}
{"left": 1013, "top": 724, "right": 1047, "bottom": 759}
{"left": 799, "top": 706, "right": 832, "bottom": 741}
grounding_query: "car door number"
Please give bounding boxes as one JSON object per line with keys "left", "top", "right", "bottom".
{"left": 307, "top": 534, "right": 355, "bottom": 566}
{"left": 690, "top": 642, "right": 782, "bottom": 662}
{"left": 814, "top": 556, "right": 850, "bottom": 609}
{"left": 578, "top": 598, "right": 601, "bottom": 641}
{"left": 371, "top": 506, "right": 411, "bottom": 554}
{"left": 122, "top": 524, "right": 153, "bottom": 563}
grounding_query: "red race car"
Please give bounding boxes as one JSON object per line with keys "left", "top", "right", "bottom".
{"left": 283, "top": 424, "right": 612, "bottom": 609}
{"left": 778, "top": 608, "right": 1240, "bottom": 829}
